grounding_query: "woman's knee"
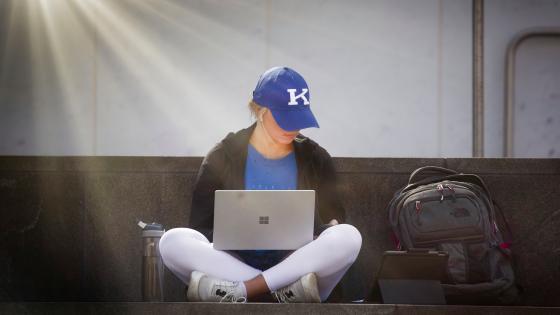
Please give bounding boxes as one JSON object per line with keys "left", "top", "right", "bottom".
{"left": 325, "top": 224, "right": 362, "bottom": 259}
{"left": 159, "top": 228, "right": 205, "bottom": 261}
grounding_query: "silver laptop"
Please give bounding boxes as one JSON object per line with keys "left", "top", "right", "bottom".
{"left": 213, "top": 190, "right": 315, "bottom": 250}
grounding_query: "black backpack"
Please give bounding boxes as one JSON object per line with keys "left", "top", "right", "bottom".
{"left": 388, "top": 166, "right": 518, "bottom": 304}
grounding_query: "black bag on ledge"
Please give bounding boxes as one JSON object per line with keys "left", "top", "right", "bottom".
{"left": 387, "top": 166, "right": 518, "bottom": 305}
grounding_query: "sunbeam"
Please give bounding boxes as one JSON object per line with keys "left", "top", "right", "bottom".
{"left": 5, "top": 0, "right": 266, "bottom": 155}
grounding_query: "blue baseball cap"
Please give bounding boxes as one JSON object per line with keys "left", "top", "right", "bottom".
{"left": 252, "top": 67, "right": 320, "bottom": 131}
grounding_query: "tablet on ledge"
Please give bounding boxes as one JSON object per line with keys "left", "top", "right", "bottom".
{"left": 376, "top": 250, "right": 449, "bottom": 305}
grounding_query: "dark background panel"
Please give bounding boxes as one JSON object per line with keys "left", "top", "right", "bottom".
{"left": 483, "top": 174, "right": 560, "bottom": 306}
{"left": 159, "top": 173, "right": 197, "bottom": 301}
{"left": 0, "top": 172, "right": 83, "bottom": 301}
{"left": 82, "top": 172, "right": 162, "bottom": 301}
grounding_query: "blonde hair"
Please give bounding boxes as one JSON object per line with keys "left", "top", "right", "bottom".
{"left": 248, "top": 100, "right": 265, "bottom": 120}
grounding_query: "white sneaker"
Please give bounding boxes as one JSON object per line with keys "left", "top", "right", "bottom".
{"left": 273, "top": 273, "right": 321, "bottom": 303}
{"left": 187, "top": 271, "right": 247, "bottom": 303}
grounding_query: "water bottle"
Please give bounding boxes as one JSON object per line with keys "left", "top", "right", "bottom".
{"left": 138, "top": 220, "right": 165, "bottom": 301}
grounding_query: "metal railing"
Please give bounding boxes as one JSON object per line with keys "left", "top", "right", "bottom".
{"left": 473, "top": 0, "right": 484, "bottom": 158}
{"left": 504, "top": 28, "right": 560, "bottom": 157}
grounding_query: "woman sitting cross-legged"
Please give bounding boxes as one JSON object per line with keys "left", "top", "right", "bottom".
{"left": 159, "top": 67, "right": 362, "bottom": 303}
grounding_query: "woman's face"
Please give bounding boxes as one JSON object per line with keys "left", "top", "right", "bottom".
{"left": 262, "top": 110, "right": 299, "bottom": 145}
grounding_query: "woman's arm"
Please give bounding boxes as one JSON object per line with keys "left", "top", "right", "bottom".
{"left": 316, "top": 148, "right": 346, "bottom": 224}
{"left": 312, "top": 148, "right": 345, "bottom": 237}
{"left": 189, "top": 145, "right": 225, "bottom": 242}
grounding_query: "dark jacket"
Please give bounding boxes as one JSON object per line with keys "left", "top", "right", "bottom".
{"left": 189, "top": 123, "right": 346, "bottom": 241}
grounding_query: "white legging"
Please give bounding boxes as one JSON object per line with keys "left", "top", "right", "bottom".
{"left": 159, "top": 224, "right": 362, "bottom": 302}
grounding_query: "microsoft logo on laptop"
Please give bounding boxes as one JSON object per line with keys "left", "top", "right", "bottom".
{"left": 259, "top": 216, "right": 269, "bottom": 224}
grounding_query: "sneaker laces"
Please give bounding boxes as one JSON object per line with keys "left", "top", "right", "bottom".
{"left": 272, "top": 288, "right": 293, "bottom": 303}
{"left": 220, "top": 291, "right": 247, "bottom": 303}
{"left": 212, "top": 280, "right": 247, "bottom": 303}
{"left": 273, "top": 291, "right": 286, "bottom": 303}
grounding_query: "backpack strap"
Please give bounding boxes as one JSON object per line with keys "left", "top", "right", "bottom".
{"left": 408, "top": 166, "right": 458, "bottom": 185}
{"left": 404, "top": 170, "right": 492, "bottom": 198}
{"left": 492, "top": 200, "right": 514, "bottom": 251}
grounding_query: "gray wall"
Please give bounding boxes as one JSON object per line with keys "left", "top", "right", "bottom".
{"left": 484, "top": 0, "right": 560, "bottom": 157}
{"left": 513, "top": 37, "right": 560, "bottom": 157}
{"left": 0, "top": 0, "right": 559, "bottom": 158}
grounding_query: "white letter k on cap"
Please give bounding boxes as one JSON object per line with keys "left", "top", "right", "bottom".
{"left": 287, "top": 88, "right": 310, "bottom": 106}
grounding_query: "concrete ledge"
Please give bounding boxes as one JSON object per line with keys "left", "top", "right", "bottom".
{"left": 1, "top": 156, "right": 558, "bottom": 174}
{"left": 1, "top": 302, "right": 559, "bottom": 315}
{"left": 1, "top": 157, "right": 559, "bottom": 305}
{"left": 0, "top": 156, "right": 202, "bottom": 173}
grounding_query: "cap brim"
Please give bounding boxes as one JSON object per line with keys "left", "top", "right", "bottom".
{"left": 270, "top": 107, "right": 320, "bottom": 131}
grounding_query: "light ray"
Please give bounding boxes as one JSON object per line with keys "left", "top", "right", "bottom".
{"left": 73, "top": 0, "right": 216, "bottom": 145}
{"left": 9, "top": 0, "right": 267, "bottom": 155}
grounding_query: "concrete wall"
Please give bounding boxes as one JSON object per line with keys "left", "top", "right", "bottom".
{"left": 0, "top": 0, "right": 559, "bottom": 157}
{"left": 513, "top": 37, "right": 560, "bottom": 157}
{"left": 484, "top": 0, "right": 560, "bottom": 157}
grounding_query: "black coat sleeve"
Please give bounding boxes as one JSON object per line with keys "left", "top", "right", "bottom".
{"left": 189, "top": 144, "right": 225, "bottom": 242}
{"left": 316, "top": 148, "right": 346, "bottom": 225}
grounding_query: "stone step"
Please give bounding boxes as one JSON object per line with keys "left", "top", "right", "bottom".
{"left": 1, "top": 302, "right": 559, "bottom": 315}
